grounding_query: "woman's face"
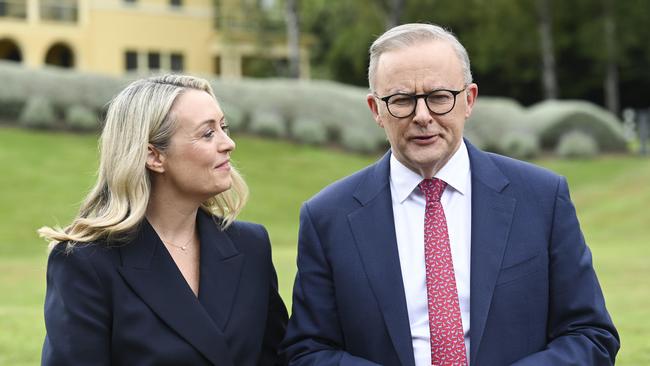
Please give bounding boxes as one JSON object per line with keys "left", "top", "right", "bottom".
{"left": 155, "top": 89, "right": 234, "bottom": 203}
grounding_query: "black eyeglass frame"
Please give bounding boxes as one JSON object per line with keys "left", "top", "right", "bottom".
{"left": 376, "top": 87, "right": 467, "bottom": 118}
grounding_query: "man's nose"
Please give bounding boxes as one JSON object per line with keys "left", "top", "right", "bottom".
{"left": 412, "top": 97, "right": 432, "bottom": 125}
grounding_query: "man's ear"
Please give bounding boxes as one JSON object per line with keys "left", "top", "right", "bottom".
{"left": 366, "top": 94, "right": 384, "bottom": 128}
{"left": 146, "top": 144, "right": 165, "bottom": 173}
{"left": 464, "top": 83, "right": 479, "bottom": 119}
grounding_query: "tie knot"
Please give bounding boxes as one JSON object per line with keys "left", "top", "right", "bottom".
{"left": 419, "top": 178, "right": 447, "bottom": 202}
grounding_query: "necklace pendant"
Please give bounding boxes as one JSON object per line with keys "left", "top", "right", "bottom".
{"left": 181, "top": 246, "right": 187, "bottom": 251}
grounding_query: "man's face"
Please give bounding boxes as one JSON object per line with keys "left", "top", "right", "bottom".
{"left": 367, "top": 40, "right": 478, "bottom": 178}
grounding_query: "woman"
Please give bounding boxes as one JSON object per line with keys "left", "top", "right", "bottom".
{"left": 39, "top": 75, "right": 287, "bottom": 365}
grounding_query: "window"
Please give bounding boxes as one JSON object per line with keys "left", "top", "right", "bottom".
{"left": 170, "top": 0, "right": 182, "bottom": 7}
{"left": 148, "top": 52, "right": 160, "bottom": 70}
{"left": 39, "top": 0, "right": 78, "bottom": 22}
{"left": 125, "top": 50, "right": 138, "bottom": 71}
{"left": 170, "top": 53, "right": 184, "bottom": 72}
{"left": 213, "top": 56, "right": 221, "bottom": 75}
{"left": 0, "top": 0, "right": 27, "bottom": 18}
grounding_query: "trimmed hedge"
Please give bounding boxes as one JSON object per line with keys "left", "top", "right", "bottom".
{"left": 249, "top": 110, "right": 287, "bottom": 138}
{"left": 222, "top": 104, "right": 246, "bottom": 132}
{"left": 66, "top": 105, "right": 99, "bottom": 131}
{"left": 555, "top": 130, "right": 599, "bottom": 158}
{"left": 527, "top": 100, "right": 627, "bottom": 152}
{"left": 1, "top": 62, "right": 630, "bottom": 157}
{"left": 465, "top": 98, "right": 525, "bottom": 146}
{"left": 464, "top": 97, "right": 539, "bottom": 159}
{"left": 212, "top": 78, "right": 384, "bottom": 151}
{"left": 2, "top": 62, "right": 383, "bottom": 153}
{"left": 499, "top": 130, "right": 540, "bottom": 160}
{"left": 292, "top": 117, "right": 328, "bottom": 145}
{"left": 0, "top": 61, "right": 126, "bottom": 113}
{"left": 19, "top": 96, "right": 57, "bottom": 129}
{"left": 0, "top": 99, "right": 24, "bottom": 122}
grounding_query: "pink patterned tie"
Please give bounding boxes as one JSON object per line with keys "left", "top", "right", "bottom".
{"left": 419, "top": 178, "right": 467, "bottom": 366}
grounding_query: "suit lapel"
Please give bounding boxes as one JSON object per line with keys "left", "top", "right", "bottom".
{"left": 118, "top": 219, "right": 235, "bottom": 366}
{"left": 348, "top": 152, "right": 416, "bottom": 366}
{"left": 466, "top": 141, "right": 516, "bottom": 364}
{"left": 196, "top": 210, "right": 244, "bottom": 331}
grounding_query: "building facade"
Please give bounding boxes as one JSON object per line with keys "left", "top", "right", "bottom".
{"left": 0, "top": 0, "right": 310, "bottom": 78}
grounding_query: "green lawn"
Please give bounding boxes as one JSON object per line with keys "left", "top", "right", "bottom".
{"left": 1, "top": 127, "right": 648, "bottom": 365}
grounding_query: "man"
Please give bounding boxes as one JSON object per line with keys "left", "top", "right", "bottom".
{"left": 282, "top": 23, "right": 619, "bottom": 365}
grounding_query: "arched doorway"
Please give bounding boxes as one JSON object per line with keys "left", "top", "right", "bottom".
{"left": 0, "top": 38, "right": 22, "bottom": 62}
{"left": 44, "top": 42, "right": 74, "bottom": 68}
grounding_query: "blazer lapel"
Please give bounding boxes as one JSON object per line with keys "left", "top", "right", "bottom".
{"left": 348, "top": 152, "right": 416, "bottom": 366}
{"left": 118, "top": 219, "right": 235, "bottom": 366}
{"left": 466, "top": 141, "right": 516, "bottom": 364}
{"left": 196, "top": 210, "right": 244, "bottom": 331}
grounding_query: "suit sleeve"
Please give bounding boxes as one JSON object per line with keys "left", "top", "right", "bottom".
{"left": 41, "top": 245, "right": 111, "bottom": 366}
{"left": 281, "top": 204, "right": 380, "bottom": 366}
{"left": 257, "top": 226, "right": 290, "bottom": 366}
{"left": 510, "top": 177, "right": 620, "bottom": 365}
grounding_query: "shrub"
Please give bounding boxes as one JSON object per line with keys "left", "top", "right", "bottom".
{"left": 292, "top": 118, "right": 328, "bottom": 145}
{"left": 527, "top": 100, "right": 627, "bottom": 153}
{"left": 19, "top": 96, "right": 58, "bottom": 129}
{"left": 465, "top": 97, "right": 526, "bottom": 153}
{"left": 555, "top": 130, "right": 599, "bottom": 158}
{"left": 325, "top": 124, "right": 343, "bottom": 144}
{"left": 222, "top": 104, "right": 247, "bottom": 133}
{"left": 3, "top": 62, "right": 391, "bottom": 153}
{"left": 341, "top": 126, "right": 383, "bottom": 153}
{"left": 0, "top": 99, "right": 24, "bottom": 122}
{"left": 65, "top": 105, "right": 98, "bottom": 131}
{"left": 0, "top": 63, "right": 27, "bottom": 122}
{"left": 212, "top": 77, "right": 383, "bottom": 151}
{"left": 1, "top": 61, "right": 126, "bottom": 112}
{"left": 249, "top": 110, "right": 287, "bottom": 138}
{"left": 498, "top": 130, "right": 540, "bottom": 160}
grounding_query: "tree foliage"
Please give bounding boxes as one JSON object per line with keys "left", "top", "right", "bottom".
{"left": 298, "top": 0, "right": 650, "bottom": 110}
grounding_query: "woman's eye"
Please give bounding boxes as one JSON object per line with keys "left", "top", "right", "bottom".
{"left": 221, "top": 124, "right": 230, "bottom": 135}
{"left": 203, "top": 129, "right": 215, "bottom": 138}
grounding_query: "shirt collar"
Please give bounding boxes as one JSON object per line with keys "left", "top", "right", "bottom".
{"left": 389, "top": 140, "right": 470, "bottom": 203}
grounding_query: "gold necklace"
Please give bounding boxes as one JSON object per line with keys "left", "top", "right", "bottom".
{"left": 161, "top": 234, "right": 194, "bottom": 252}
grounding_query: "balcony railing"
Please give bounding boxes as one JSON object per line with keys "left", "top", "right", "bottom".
{"left": 0, "top": 0, "right": 27, "bottom": 19}
{"left": 40, "top": 0, "right": 78, "bottom": 22}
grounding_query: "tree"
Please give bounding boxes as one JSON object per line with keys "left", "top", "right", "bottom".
{"left": 378, "top": 0, "right": 406, "bottom": 29}
{"left": 602, "top": 0, "right": 619, "bottom": 115}
{"left": 299, "top": 0, "right": 650, "bottom": 110}
{"left": 300, "top": 0, "right": 384, "bottom": 85}
{"left": 285, "top": 0, "right": 301, "bottom": 78}
{"left": 536, "top": 0, "right": 558, "bottom": 99}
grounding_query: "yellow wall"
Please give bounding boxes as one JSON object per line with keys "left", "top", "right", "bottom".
{"left": 0, "top": 0, "right": 310, "bottom": 78}
{"left": 85, "top": 0, "right": 215, "bottom": 75}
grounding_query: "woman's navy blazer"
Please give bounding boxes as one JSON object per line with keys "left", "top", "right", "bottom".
{"left": 42, "top": 210, "right": 287, "bottom": 365}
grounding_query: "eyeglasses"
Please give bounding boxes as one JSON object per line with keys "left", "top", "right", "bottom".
{"left": 376, "top": 87, "right": 467, "bottom": 118}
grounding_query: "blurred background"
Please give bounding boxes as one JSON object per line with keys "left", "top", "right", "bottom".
{"left": 1, "top": 0, "right": 649, "bottom": 364}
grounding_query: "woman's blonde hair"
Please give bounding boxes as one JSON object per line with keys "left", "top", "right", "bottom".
{"left": 39, "top": 74, "right": 249, "bottom": 250}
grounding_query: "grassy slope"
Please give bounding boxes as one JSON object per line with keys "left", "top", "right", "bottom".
{"left": 0, "top": 128, "right": 648, "bottom": 364}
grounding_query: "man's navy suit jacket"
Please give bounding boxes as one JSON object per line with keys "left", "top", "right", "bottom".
{"left": 282, "top": 141, "right": 619, "bottom": 365}
{"left": 42, "top": 210, "right": 287, "bottom": 365}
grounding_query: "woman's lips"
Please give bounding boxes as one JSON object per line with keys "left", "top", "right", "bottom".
{"left": 215, "top": 160, "right": 230, "bottom": 170}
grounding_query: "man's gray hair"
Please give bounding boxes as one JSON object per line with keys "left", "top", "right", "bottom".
{"left": 368, "top": 23, "right": 473, "bottom": 92}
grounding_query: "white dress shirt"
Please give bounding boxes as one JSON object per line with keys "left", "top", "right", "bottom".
{"left": 389, "top": 141, "right": 472, "bottom": 366}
